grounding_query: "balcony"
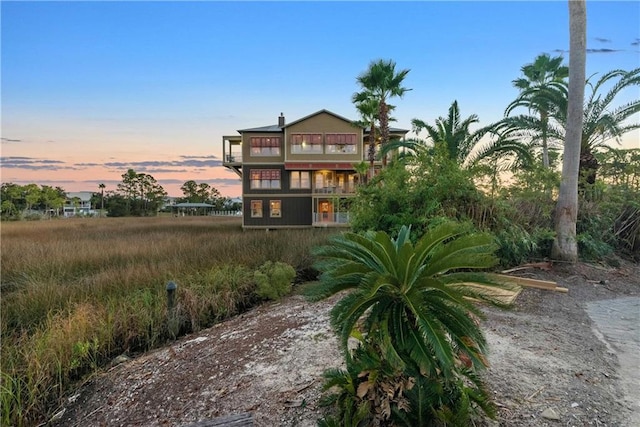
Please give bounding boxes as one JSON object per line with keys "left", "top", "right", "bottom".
{"left": 312, "top": 185, "right": 356, "bottom": 195}
{"left": 222, "top": 135, "right": 242, "bottom": 177}
{"left": 313, "top": 212, "right": 350, "bottom": 227}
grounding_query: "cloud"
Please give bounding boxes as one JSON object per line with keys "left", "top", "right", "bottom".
{"left": 103, "top": 159, "right": 223, "bottom": 169}
{"left": 180, "top": 155, "right": 219, "bottom": 160}
{"left": 594, "top": 37, "right": 611, "bottom": 43}
{"left": 1, "top": 137, "right": 22, "bottom": 144}
{"left": 553, "top": 48, "right": 623, "bottom": 54}
{"left": 586, "top": 48, "right": 622, "bottom": 53}
{"left": 0, "top": 157, "right": 75, "bottom": 171}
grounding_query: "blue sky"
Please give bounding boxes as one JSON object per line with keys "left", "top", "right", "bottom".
{"left": 2, "top": 1, "right": 639, "bottom": 197}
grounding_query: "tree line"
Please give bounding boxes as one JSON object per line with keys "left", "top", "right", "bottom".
{"left": 0, "top": 168, "right": 234, "bottom": 219}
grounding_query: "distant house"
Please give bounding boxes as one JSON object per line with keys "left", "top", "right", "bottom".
{"left": 222, "top": 110, "right": 408, "bottom": 229}
{"left": 64, "top": 191, "right": 95, "bottom": 217}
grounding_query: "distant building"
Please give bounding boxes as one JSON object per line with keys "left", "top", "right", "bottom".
{"left": 64, "top": 191, "right": 95, "bottom": 217}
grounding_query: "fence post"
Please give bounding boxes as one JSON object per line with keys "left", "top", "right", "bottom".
{"left": 166, "top": 281, "right": 179, "bottom": 338}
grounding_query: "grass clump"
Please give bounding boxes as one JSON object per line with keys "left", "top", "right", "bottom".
{"left": 254, "top": 261, "right": 296, "bottom": 300}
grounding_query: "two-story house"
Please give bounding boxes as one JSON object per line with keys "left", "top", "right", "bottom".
{"left": 222, "top": 109, "right": 408, "bottom": 229}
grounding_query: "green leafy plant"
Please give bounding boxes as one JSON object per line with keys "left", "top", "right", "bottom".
{"left": 254, "top": 261, "right": 296, "bottom": 300}
{"left": 307, "top": 222, "right": 512, "bottom": 425}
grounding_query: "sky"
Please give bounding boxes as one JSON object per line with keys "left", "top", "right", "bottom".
{"left": 2, "top": 1, "right": 639, "bottom": 198}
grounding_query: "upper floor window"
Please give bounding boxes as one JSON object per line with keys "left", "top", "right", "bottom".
{"left": 326, "top": 133, "right": 357, "bottom": 154}
{"left": 291, "top": 133, "right": 323, "bottom": 154}
{"left": 290, "top": 171, "right": 311, "bottom": 189}
{"left": 250, "top": 169, "right": 281, "bottom": 189}
{"left": 250, "top": 137, "right": 281, "bottom": 156}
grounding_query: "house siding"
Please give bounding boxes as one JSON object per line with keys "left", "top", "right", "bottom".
{"left": 243, "top": 196, "right": 311, "bottom": 227}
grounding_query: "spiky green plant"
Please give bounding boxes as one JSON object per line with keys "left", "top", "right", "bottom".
{"left": 307, "top": 222, "right": 512, "bottom": 425}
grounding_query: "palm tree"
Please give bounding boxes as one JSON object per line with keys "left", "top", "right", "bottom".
{"left": 506, "top": 54, "right": 569, "bottom": 168}
{"left": 552, "top": 0, "right": 586, "bottom": 262}
{"left": 354, "top": 59, "right": 411, "bottom": 167}
{"left": 570, "top": 68, "right": 639, "bottom": 184}
{"left": 410, "top": 100, "right": 532, "bottom": 169}
{"left": 98, "top": 183, "right": 105, "bottom": 217}
{"left": 307, "top": 222, "right": 512, "bottom": 424}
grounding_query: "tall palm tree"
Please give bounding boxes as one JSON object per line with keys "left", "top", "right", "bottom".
{"left": 552, "top": 0, "right": 586, "bottom": 262}
{"left": 98, "top": 183, "right": 105, "bottom": 217}
{"left": 354, "top": 59, "right": 411, "bottom": 167}
{"left": 307, "top": 222, "right": 513, "bottom": 424}
{"left": 410, "top": 100, "right": 532, "bottom": 168}
{"left": 506, "top": 54, "right": 569, "bottom": 168}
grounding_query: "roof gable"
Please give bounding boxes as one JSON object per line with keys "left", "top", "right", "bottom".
{"left": 284, "top": 109, "right": 360, "bottom": 128}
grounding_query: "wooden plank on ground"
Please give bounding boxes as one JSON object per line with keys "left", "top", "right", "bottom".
{"left": 461, "top": 282, "right": 523, "bottom": 305}
{"left": 488, "top": 274, "right": 568, "bottom": 293}
{"left": 183, "top": 413, "right": 253, "bottom": 427}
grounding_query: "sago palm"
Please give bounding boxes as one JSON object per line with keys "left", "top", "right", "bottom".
{"left": 307, "top": 222, "right": 512, "bottom": 424}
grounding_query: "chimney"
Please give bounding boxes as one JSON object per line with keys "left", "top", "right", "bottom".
{"left": 278, "top": 112, "right": 285, "bottom": 128}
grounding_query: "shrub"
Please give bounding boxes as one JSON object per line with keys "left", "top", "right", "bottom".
{"left": 254, "top": 261, "right": 296, "bottom": 300}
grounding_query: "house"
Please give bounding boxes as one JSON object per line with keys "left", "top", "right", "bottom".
{"left": 222, "top": 109, "right": 408, "bottom": 229}
{"left": 64, "top": 191, "right": 95, "bottom": 217}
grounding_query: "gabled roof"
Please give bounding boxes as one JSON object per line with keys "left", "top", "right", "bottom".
{"left": 364, "top": 126, "right": 410, "bottom": 135}
{"left": 237, "top": 109, "right": 365, "bottom": 133}
{"left": 237, "top": 124, "right": 282, "bottom": 133}
{"left": 284, "top": 109, "right": 361, "bottom": 128}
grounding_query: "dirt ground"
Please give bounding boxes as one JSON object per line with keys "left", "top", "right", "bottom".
{"left": 54, "top": 260, "right": 639, "bottom": 427}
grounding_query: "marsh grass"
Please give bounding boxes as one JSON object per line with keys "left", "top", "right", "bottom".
{"left": 1, "top": 216, "right": 336, "bottom": 426}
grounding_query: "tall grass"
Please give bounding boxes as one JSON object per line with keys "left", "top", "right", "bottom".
{"left": 1, "top": 216, "right": 336, "bottom": 426}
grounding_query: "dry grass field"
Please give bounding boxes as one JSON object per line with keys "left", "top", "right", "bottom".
{"left": 0, "top": 216, "right": 337, "bottom": 426}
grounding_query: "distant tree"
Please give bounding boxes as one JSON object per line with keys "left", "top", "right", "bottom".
{"left": 1, "top": 183, "right": 24, "bottom": 219}
{"left": 40, "top": 185, "right": 66, "bottom": 218}
{"left": 180, "top": 180, "right": 222, "bottom": 205}
{"left": 99, "top": 183, "right": 106, "bottom": 216}
{"left": 116, "top": 169, "right": 166, "bottom": 216}
{"left": 506, "top": 54, "right": 569, "bottom": 168}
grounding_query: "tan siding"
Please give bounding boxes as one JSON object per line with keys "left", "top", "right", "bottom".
{"left": 242, "top": 132, "right": 285, "bottom": 164}
{"left": 285, "top": 112, "right": 364, "bottom": 162}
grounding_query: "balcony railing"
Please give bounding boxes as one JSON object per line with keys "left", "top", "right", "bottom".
{"left": 224, "top": 154, "right": 243, "bottom": 163}
{"left": 312, "top": 186, "right": 356, "bottom": 195}
{"left": 313, "top": 212, "right": 350, "bottom": 224}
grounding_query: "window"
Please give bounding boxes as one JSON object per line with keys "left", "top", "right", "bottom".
{"left": 270, "top": 200, "right": 282, "bottom": 218}
{"left": 250, "top": 200, "right": 263, "bottom": 217}
{"left": 326, "top": 133, "right": 357, "bottom": 154}
{"left": 291, "top": 133, "right": 323, "bottom": 154}
{"left": 250, "top": 169, "right": 281, "bottom": 189}
{"left": 290, "top": 171, "right": 311, "bottom": 189}
{"left": 250, "top": 137, "right": 281, "bottom": 156}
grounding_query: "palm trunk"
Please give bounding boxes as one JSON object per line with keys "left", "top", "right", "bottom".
{"left": 541, "top": 110, "right": 550, "bottom": 168}
{"left": 368, "top": 121, "right": 376, "bottom": 179}
{"left": 552, "top": 0, "right": 586, "bottom": 262}
{"left": 379, "top": 99, "right": 389, "bottom": 167}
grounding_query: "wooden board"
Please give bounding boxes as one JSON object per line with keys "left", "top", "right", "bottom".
{"left": 488, "top": 273, "right": 568, "bottom": 293}
{"left": 461, "top": 282, "right": 523, "bottom": 305}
